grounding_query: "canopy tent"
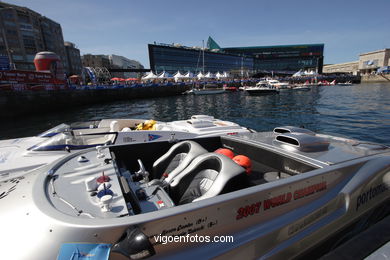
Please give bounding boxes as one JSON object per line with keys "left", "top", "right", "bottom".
{"left": 183, "top": 71, "right": 195, "bottom": 78}
{"left": 292, "top": 69, "right": 318, "bottom": 77}
{"left": 222, "top": 71, "right": 229, "bottom": 78}
{"left": 173, "top": 71, "right": 185, "bottom": 82}
{"left": 204, "top": 72, "right": 215, "bottom": 78}
{"left": 158, "top": 71, "right": 173, "bottom": 79}
{"left": 215, "top": 72, "right": 223, "bottom": 79}
{"left": 141, "top": 71, "right": 158, "bottom": 81}
{"left": 196, "top": 72, "right": 205, "bottom": 79}
{"left": 110, "top": 77, "right": 121, "bottom": 81}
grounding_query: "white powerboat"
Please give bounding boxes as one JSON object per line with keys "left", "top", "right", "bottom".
{"left": 0, "top": 115, "right": 252, "bottom": 181}
{"left": 186, "top": 83, "right": 225, "bottom": 95}
{"left": 292, "top": 85, "right": 311, "bottom": 91}
{"left": 186, "top": 88, "right": 225, "bottom": 95}
{"left": 1, "top": 126, "right": 389, "bottom": 259}
{"left": 245, "top": 81, "right": 279, "bottom": 95}
{"left": 266, "top": 79, "right": 290, "bottom": 89}
{"left": 337, "top": 81, "right": 353, "bottom": 86}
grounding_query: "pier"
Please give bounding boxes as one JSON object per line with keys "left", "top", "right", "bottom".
{"left": 0, "top": 83, "right": 191, "bottom": 119}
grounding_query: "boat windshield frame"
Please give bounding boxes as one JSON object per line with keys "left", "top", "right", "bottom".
{"left": 28, "top": 132, "right": 117, "bottom": 151}
{"left": 37, "top": 123, "right": 71, "bottom": 137}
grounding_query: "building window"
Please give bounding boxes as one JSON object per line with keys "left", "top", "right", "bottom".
{"left": 12, "top": 54, "right": 24, "bottom": 61}
{"left": 4, "top": 21, "right": 16, "bottom": 27}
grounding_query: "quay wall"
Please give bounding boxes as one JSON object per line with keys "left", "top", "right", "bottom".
{"left": 0, "top": 84, "right": 191, "bottom": 119}
{"left": 361, "top": 74, "right": 390, "bottom": 83}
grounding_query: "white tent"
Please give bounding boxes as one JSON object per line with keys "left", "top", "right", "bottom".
{"left": 204, "top": 72, "right": 215, "bottom": 78}
{"left": 196, "top": 71, "right": 205, "bottom": 79}
{"left": 216, "top": 72, "right": 223, "bottom": 79}
{"left": 292, "top": 69, "right": 318, "bottom": 77}
{"left": 141, "top": 71, "right": 157, "bottom": 81}
{"left": 158, "top": 71, "right": 173, "bottom": 79}
{"left": 173, "top": 71, "right": 185, "bottom": 82}
{"left": 183, "top": 71, "right": 195, "bottom": 78}
{"left": 222, "top": 71, "right": 229, "bottom": 78}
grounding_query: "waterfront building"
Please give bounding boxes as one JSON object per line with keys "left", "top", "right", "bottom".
{"left": 0, "top": 1, "right": 74, "bottom": 73}
{"left": 322, "top": 48, "right": 390, "bottom": 76}
{"left": 323, "top": 61, "right": 359, "bottom": 75}
{"left": 108, "top": 54, "right": 143, "bottom": 78}
{"left": 64, "top": 41, "right": 82, "bottom": 76}
{"left": 81, "top": 54, "right": 111, "bottom": 68}
{"left": 359, "top": 49, "right": 390, "bottom": 75}
{"left": 148, "top": 37, "right": 324, "bottom": 76}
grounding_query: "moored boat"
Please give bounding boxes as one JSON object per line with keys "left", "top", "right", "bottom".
{"left": 187, "top": 83, "right": 225, "bottom": 95}
{"left": 337, "top": 81, "right": 353, "bottom": 86}
{"left": 292, "top": 84, "right": 311, "bottom": 91}
{"left": 244, "top": 81, "right": 279, "bottom": 95}
{"left": 1, "top": 126, "right": 389, "bottom": 259}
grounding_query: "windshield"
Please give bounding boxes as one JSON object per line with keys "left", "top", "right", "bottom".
{"left": 29, "top": 132, "right": 115, "bottom": 151}
{"left": 38, "top": 123, "right": 71, "bottom": 137}
{"left": 37, "top": 121, "right": 102, "bottom": 138}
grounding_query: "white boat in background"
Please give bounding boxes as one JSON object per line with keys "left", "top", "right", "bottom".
{"left": 0, "top": 115, "right": 252, "bottom": 181}
{"left": 292, "top": 85, "right": 311, "bottom": 91}
{"left": 245, "top": 81, "right": 280, "bottom": 95}
{"left": 337, "top": 81, "right": 353, "bottom": 86}
{"left": 187, "top": 83, "right": 225, "bottom": 95}
{"left": 266, "top": 78, "right": 290, "bottom": 89}
{"left": 187, "top": 88, "right": 225, "bottom": 95}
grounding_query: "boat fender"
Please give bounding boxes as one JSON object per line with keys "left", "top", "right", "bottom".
{"left": 111, "top": 226, "right": 156, "bottom": 259}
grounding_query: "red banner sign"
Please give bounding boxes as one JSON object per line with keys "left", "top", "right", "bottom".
{"left": 0, "top": 70, "right": 63, "bottom": 84}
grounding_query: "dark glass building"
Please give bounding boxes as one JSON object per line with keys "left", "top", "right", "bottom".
{"left": 224, "top": 44, "right": 324, "bottom": 74}
{"left": 148, "top": 43, "right": 253, "bottom": 75}
{"left": 148, "top": 37, "right": 324, "bottom": 76}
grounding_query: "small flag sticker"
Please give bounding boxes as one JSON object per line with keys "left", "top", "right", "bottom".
{"left": 148, "top": 134, "right": 162, "bottom": 141}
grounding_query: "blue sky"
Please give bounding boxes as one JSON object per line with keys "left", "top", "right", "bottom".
{"left": 5, "top": 0, "right": 390, "bottom": 68}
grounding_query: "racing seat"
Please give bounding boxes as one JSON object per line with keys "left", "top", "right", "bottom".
{"left": 169, "top": 153, "right": 246, "bottom": 205}
{"left": 152, "top": 141, "right": 207, "bottom": 181}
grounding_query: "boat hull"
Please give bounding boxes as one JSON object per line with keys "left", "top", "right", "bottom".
{"left": 1, "top": 131, "right": 389, "bottom": 259}
{"left": 245, "top": 88, "right": 279, "bottom": 95}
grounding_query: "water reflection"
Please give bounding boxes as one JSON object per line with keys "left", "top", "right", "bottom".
{"left": 2, "top": 83, "right": 390, "bottom": 145}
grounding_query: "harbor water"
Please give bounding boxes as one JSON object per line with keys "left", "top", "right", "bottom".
{"left": 1, "top": 82, "right": 389, "bottom": 145}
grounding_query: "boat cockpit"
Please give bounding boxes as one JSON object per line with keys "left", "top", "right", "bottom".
{"left": 45, "top": 131, "right": 324, "bottom": 220}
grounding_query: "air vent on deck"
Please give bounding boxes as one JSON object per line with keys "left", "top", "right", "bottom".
{"left": 191, "top": 115, "right": 215, "bottom": 121}
{"left": 275, "top": 133, "right": 330, "bottom": 152}
{"left": 187, "top": 119, "right": 214, "bottom": 128}
{"left": 276, "top": 135, "right": 299, "bottom": 146}
{"left": 273, "top": 126, "right": 315, "bottom": 135}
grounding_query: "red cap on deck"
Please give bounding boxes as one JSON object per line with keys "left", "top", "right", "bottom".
{"left": 233, "top": 155, "right": 252, "bottom": 175}
{"left": 214, "top": 148, "right": 234, "bottom": 159}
